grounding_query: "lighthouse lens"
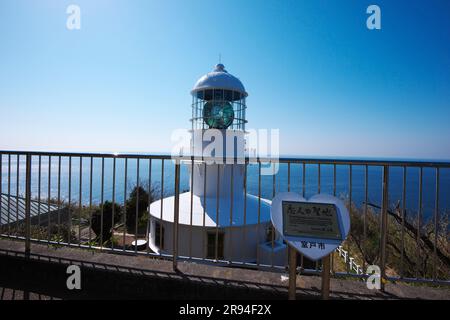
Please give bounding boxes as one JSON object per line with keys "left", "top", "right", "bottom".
{"left": 203, "top": 101, "right": 234, "bottom": 129}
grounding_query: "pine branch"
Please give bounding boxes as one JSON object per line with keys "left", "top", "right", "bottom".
{"left": 366, "top": 202, "right": 450, "bottom": 267}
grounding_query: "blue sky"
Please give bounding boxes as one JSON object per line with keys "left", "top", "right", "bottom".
{"left": 0, "top": 0, "right": 449, "bottom": 159}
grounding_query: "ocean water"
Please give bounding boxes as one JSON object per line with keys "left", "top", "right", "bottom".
{"left": 1, "top": 155, "right": 449, "bottom": 224}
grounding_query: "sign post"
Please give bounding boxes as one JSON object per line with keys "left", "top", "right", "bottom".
{"left": 321, "top": 254, "right": 331, "bottom": 300}
{"left": 288, "top": 245, "right": 297, "bottom": 300}
{"left": 270, "top": 193, "right": 350, "bottom": 300}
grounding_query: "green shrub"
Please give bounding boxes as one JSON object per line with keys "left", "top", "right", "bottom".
{"left": 91, "top": 201, "right": 122, "bottom": 243}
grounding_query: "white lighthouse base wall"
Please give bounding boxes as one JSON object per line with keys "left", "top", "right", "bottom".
{"left": 149, "top": 218, "right": 281, "bottom": 264}
{"left": 257, "top": 241, "right": 288, "bottom": 267}
{"left": 148, "top": 192, "right": 288, "bottom": 266}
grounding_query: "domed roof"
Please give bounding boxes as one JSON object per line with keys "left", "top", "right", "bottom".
{"left": 191, "top": 64, "right": 248, "bottom": 97}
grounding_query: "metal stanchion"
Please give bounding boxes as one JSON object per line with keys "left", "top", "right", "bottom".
{"left": 380, "top": 166, "right": 389, "bottom": 291}
{"left": 288, "top": 245, "right": 297, "bottom": 300}
{"left": 25, "top": 154, "right": 32, "bottom": 258}
{"left": 321, "top": 254, "right": 331, "bottom": 300}
{"left": 173, "top": 160, "right": 181, "bottom": 271}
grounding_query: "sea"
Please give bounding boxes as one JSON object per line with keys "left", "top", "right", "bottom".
{"left": 1, "top": 154, "right": 449, "bottom": 224}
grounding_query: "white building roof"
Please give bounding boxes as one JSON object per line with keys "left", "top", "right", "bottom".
{"left": 191, "top": 64, "right": 248, "bottom": 97}
{"left": 149, "top": 192, "right": 270, "bottom": 227}
{"left": 0, "top": 193, "right": 59, "bottom": 225}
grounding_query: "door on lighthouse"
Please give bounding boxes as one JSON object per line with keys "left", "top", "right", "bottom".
{"left": 206, "top": 231, "right": 224, "bottom": 260}
{"left": 155, "top": 221, "right": 165, "bottom": 249}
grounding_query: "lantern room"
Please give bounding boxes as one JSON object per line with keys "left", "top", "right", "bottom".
{"left": 191, "top": 64, "right": 248, "bottom": 131}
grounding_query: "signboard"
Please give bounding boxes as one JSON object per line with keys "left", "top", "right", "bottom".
{"left": 282, "top": 201, "right": 342, "bottom": 241}
{"left": 270, "top": 193, "right": 350, "bottom": 261}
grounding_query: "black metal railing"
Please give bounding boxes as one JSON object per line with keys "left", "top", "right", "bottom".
{"left": 0, "top": 150, "right": 449, "bottom": 286}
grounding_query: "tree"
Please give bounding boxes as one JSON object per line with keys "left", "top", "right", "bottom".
{"left": 346, "top": 201, "right": 449, "bottom": 279}
{"left": 91, "top": 201, "right": 122, "bottom": 244}
{"left": 125, "top": 185, "right": 155, "bottom": 234}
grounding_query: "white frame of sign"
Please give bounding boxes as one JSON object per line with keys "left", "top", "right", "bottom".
{"left": 271, "top": 192, "right": 350, "bottom": 261}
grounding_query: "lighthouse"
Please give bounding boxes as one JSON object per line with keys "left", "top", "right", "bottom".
{"left": 148, "top": 64, "right": 287, "bottom": 265}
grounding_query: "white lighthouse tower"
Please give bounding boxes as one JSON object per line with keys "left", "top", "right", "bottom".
{"left": 148, "top": 64, "right": 286, "bottom": 265}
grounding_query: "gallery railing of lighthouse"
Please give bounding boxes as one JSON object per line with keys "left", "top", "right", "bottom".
{"left": 0, "top": 150, "right": 449, "bottom": 286}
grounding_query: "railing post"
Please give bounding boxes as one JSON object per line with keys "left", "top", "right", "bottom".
{"left": 173, "top": 159, "right": 181, "bottom": 271}
{"left": 380, "top": 165, "right": 389, "bottom": 291}
{"left": 25, "top": 154, "right": 32, "bottom": 258}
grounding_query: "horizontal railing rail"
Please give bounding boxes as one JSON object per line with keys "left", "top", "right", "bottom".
{"left": 1, "top": 151, "right": 450, "bottom": 167}
{"left": 0, "top": 150, "right": 448, "bottom": 288}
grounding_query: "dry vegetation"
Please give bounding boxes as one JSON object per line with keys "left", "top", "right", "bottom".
{"left": 337, "top": 201, "right": 449, "bottom": 280}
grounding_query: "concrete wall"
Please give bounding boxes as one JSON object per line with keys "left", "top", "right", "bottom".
{"left": 0, "top": 249, "right": 285, "bottom": 300}
{"left": 149, "top": 217, "right": 282, "bottom": 264}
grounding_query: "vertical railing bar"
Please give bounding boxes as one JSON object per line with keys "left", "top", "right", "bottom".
{"left": 36, "top": 156, "right": 41, "bottom": 240}
{"left": 189, "top": 158, "right": 194, "bottom": 259}
{"left": 416, "top": 167, "right": 423, "bottom": 279}
{"left": 173, "top": 159, "right": 180, "bottom": 270}
{"left": 7, "top": 154, "right": 11, "bottom": 235}
{"left": 257, "top": 161, "right": 261, "bottom": 267}
{"left": 192, "top": 95, "right": 195, "bottom": 131}
{"left": 331, "top": 163, "right": 337, "bottom": 274}
{"left": 48, "top": 156, "right": 51, "bottom": 243}
{"left": 0, "top": 154, "right": 2, "bottom": 235}
{"left": 300, "top": 162, "right": 305, "bottom": 271}
{"left": 229, "top": 164, "right": 234, "bottom": 264}
{"left": 57, "top": 156, "right": 61, "bottom": 244}
{"left": 88, "top": 157, "right": 93, "bottom": 248}
{"left": 272, "top": 161, "right": 276, "bottom": 199}
{"left": 215, "top": 164, "right": 220, "bottom": 261}
{"left": 271, "top": 161, "right": 276, "bottom": 268}
{"left": 318, "top": 163, "right": 321, "bottom": 194}
{"left": 400, "top": 166, "right": 406, "bottom": 278}
{"left": 68, "top": 156, "right": 72, "bottom": 246}
{"left": 202, "top": 162, "right": 207, "bottom": 259}
{"left": 100, "top": 157, "right": 105, "bottom": 249}
{"left": 363, "top": 164, "right": 368, "bottom": 273}
{"left": 25, "top": 154, "right": 32, "bottom": 257}
{"left": 344, "top": 165, "right": 351, "bottom": 275}
{"left": 135, "top": 159, "right": 140, "bottom": 254}
{"left": 302, "top": 163, "right": 306, "bottom": 198}
{"left": 111, "top": 157, "right": 116, "bottom": 250}
{"left": 123, "top": 158, "right": 128, "bottom": 252}
{"left": 78, "top": 157, "right": 82, "bottom": 247}
{"left": 349, "top": 165, "right": 352, "bottom": 212}
{"left": 333, "top": 164, "right": 336, "bottom": 197}
{"left": 16, "top": 154, "right": 19, "bottom": 230}
{"left": 287, "top": 162, "right": 291, "bottom": 192}
{"left": 380, "top": 165, "right": 389, "bottom": 290}
{"left": 159, "top": 159, "right": 164, "bottom": 255}
{"left": 242, "top": 161, "right": 247, "bottom": 265}
{"left": 146, "top": 159, "right": 152, "bottom": 256}
{"left": 433, "top": 168, "right": 439, "bottom": 281}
